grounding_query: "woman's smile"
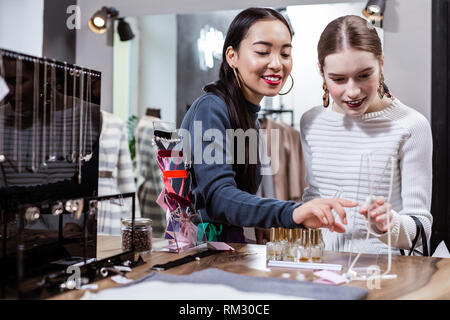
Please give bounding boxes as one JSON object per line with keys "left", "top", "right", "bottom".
{"left": 262, "top": 74, "right": 282, "bottom": 85}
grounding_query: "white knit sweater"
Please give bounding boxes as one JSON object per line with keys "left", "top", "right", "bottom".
{"left": 300, "top": 99, "right": 433, "bottom": 255}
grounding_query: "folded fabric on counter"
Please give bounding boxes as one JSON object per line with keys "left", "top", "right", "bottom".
{"left": 82, "top": 268, "right": 368, "bottom": 300}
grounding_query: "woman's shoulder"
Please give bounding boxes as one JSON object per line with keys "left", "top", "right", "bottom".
{"left": 300, "top": 105, "right": 325, "bottom": 125}
{"left": 390, "top": 99, "right": 431, "bottom": 132}
{"left": 181, "top": 93, "right": 230, "bottom": 130}
{"left": 188, "top": 93, "right": 229, "bottom": 119}
{"left": 191, "top": 93, "right": 228, "bottom": 113}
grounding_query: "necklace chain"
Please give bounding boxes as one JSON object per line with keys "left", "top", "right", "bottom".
{"left": 14, "top": 57, "right": 23, "bottom": 172}
{"left": 32, "top": 59, "right": 40, "bottom": 172}
{"left": 62, "top": 62, "right": 67, "bottom": 159}
{"left": 48, "top": 60, "right": 56, "bottom": 162}
{"left": 0, "top": 53, "right": 5, "bottom": 163}
{"left": 71, "top": 67, "right": 77, "bottom": 163}
{"left": 78, "top": 70, "right": 84, "bottom": 184}
{"left": 42, "top": 60, "right": 48, "bottom": 169}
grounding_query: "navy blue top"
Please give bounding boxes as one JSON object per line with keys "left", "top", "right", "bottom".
{"left": 179, "top": 93, "right": 303, "bottom": 230}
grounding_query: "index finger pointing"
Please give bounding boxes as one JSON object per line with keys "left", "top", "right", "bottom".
{"left": 337, "top": 199, "right": 358, "bottom": 207}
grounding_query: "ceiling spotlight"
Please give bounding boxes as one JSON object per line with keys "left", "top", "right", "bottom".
{"left": 88, "top": 6, "right": 134, "bottom": 42}
{"left": 117, "top": 18, "right": 135, "bottom": 41}
{"left": 363, "top": 0, "right": 386, "bottom": 23}
{"left": 88, "top": 6, "right": 119, "bottom": 34}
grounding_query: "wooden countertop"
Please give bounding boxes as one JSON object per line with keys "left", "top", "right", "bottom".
{"left": 52, "top": 236, "right": 450, "bottom": 300}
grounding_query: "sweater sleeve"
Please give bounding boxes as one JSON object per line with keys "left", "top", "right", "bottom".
{"left": 117, "top": 122, "right": 141, "bottom": 218}
{"left": 377, "top": 113, "right": 433, "bottom": 250}
{"left": 186, "top": 95, "right": 302, "bottom": 229}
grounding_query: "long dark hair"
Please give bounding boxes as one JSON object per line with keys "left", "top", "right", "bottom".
{"left": 204, "top": 7, "right": 293, "bottom": 194}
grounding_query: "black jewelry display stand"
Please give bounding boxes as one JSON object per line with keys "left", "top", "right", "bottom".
{"left": 0, "top": 49, "right": 140, "bottom": 299}
{"left": 3, "top": 192, "right": 139, "bottom": 299}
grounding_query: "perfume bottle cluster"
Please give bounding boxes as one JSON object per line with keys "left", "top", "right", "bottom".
{"left": 266, "top": 227, "right": 324, "bottom": 263}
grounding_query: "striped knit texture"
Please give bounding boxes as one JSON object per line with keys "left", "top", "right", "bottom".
{"left": 135, "top": 116, "right": 166, "bottom": 237}
{"left": 97, "top": 111, "right": 140, "bottom": 236}
{"left": 300, "top": 99, "right": 432, "bottom": 255}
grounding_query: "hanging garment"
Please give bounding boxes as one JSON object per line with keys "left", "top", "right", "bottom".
{"left": 246, "top": 130, "right": 277, "bottom": 243}
{"left": 284, "top": 121, "right": 306, "bottom": 201}
{"left": 134, "top": 115, "right": 166, "bottom": 238}
{"left": 97, "top": 111, "right": 140, "bottom": 236}
{"left": 260, "top": 117, "right": 306, "bottom": 202}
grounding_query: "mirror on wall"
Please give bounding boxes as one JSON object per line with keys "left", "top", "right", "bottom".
{"left": 106, "top": 1, "right": 382, "bottom": 254}
{"left": 112, "top": 2, "right": 381, "bottom": 129}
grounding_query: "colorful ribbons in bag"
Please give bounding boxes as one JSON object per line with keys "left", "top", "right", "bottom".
{"left": 153, "top": 129, "right": 203, "bottom": 251}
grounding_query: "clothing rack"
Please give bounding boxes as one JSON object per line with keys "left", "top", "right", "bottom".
{"left": 260, "top": 108, "right": 294, "bottom": 127}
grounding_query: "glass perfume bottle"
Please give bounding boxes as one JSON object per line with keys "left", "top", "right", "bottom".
{"left": 310, "top": 229, "right": 324, "bottom": 263}
{"left": 266, "top": 227, "right": 282, "bottom": 261}
{"left": 298, "top": 228, "right": 311, "bottom": 262}
{"left": 283, "top": 229, "right": 298, "bottom": 262}
{"left": 278, "top": 227, "right": 288, "bottom": 261}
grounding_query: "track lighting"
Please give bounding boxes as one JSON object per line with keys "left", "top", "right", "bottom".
{"left": 88, "top": 6, "right": 118, "bottom": 34}
{"left": 117, "top": 18, "right": 135, "bottom": 41}
{"left": 363, "top": 0, "right": 386, "bottom": 23}
{"left": 88, "top": 6, "right": 134, "bottom": 42}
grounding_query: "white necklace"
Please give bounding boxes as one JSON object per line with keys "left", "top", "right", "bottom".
{"left": 13, "top": 56, "right": 23, "bottom": 173}
{"left": 70, "top": 67, "right": 77, "bottom": 163}
{"left": 0, "top": 52, "right": 5, "bottom": 163}
{"left": 31, "top": 59, "right": 40, "bottom": 172}
{"left": 78, "top": 69, "right": 84, "bottom": 184}
{"left": 48, "top": 60, "right": 56, "bottom": 162}
{"left": 83, "top": 72, "right": 93, "bottom": 161}
{"left": 41, "top": 59, "right": 48, "bottom": 169}
{"left": 61, "top": 62, "right": 68, "bottom": 161}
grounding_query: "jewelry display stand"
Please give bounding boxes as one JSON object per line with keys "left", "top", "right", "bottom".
{"left": 344, "top": 150, "right": 398, "bottom": 282}
{"left": 0, "top": 49, "right": 141, "bottom": 299}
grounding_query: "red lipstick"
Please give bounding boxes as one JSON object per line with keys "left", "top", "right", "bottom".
{"left": 262, "top": 74, "right": 281, "bottom": 86}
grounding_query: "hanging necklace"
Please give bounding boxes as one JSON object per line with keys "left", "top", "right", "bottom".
{"left": 31, "top": 58, "right": 40, "bottom": 173}
{"left": 83, "top": 72, "right": 93, "bottom": 161}
{"left": 41, "top": 59, "right": 48, "bottom": 169}
{"left": 78, "top": 69, "right": 84, "bottom": 184}
{"left": 48, "top": 60, "right": 56, "bottom": 162}
{"left": 13, "top": 56, "right": 23, "bottom": 173}
{"left": 70, "top": 67, "right": 77, "bottom": 163}
{"left": 0, "top": 52, "right": 5, "bottom": 163}
{"left": 60, "top": 62, "right": 68, "bottom": 161}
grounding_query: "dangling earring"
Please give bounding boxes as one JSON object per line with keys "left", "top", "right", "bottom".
{"left": 279, "top": 74, "right": 294, "bottom": 95}
{"left": 233, "top": 67, "right": 242, "bottom": 89}
{"left": 322, "top": 83, "right": 330, "bottom": 108}
{"left": 378, "top": 73, "right": 386, "bottom": 99}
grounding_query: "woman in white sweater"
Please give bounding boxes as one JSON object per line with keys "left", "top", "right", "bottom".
{"left": 300, "top": 15, "right": 432, "bottom": 255}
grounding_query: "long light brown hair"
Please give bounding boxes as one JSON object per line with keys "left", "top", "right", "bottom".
{"left": 318, "top": 15, "right": 382, "bottom": 73}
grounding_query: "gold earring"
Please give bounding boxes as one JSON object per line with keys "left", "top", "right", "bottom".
{"left": 378, "top": 73, "right": 385, "bottom": 99}
{"left": 233, "top": 67, "right": 242, "bottom": 89}
{"left": 322, "top": 83, "right": 330, "bottom": 108}
{"left": 278, "top": 74, "right": 294, "bottom": 95}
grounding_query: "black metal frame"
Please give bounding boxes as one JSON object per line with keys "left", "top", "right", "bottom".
{"left": 1, "top": 192, "right": 137, "bottom": 299}
{"left": 0, "top": 48, "right": 141, "bottom": 299}
{"left": 431, "top": 0, "right": 450, "bottom": 253}
{"left": 260, "top": 108, "right": 294, "bottom": 127}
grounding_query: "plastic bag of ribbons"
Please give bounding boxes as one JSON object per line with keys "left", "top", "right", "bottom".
{"left": 152, "top": 121, "right": 205, "bottom": 252}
